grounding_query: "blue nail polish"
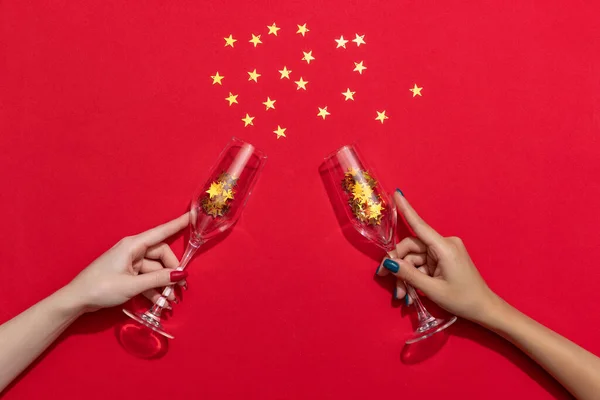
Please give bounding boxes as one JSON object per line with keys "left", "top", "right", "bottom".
{"left": 374, "top": 265, "right": 381, "bottom": 278}
{"left": 394, "top": 287, "right": 399, "bottom": 300}
{"left": 383, "top": 259, "right": 399, "bottom": 273}
{"left": 396, "top": 188, "right": 404, "bottom": 197}
{"left": 405, "top": 294, "right": 410, "bottom": 306}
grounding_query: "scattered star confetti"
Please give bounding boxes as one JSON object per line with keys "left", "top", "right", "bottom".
{"left": 242, "top": 114, "right": 255, "bottom": 127}
{"left": 267, "top": 23, "right": 280, "bottom": 36}
{"left": 279, "top": 66, "right": 292, "bottom": 79}
{"left": 294, "top": 77, "right": 308, "bottom": 90}
{"left": 249, "top": 34, "right": 262, "bottom": 47}
{"left": 342, "top": 88, "right": 355, "bottom": 101}
{"left": 224, "top": 35, "right": 237, "bottom": 48}
{"left": 262, "top": 97, "right": 276, "bottom": 111}
{"left": 353, "top": 61, "right": 367, "bottom": 74}
{"left": 274, "top": 125, "right": 286, "bottom": 139}
{"left": 211, "top": 72, "right": 224, "bottom": 85}
{"left": 225, "top": 92, "right": 238, "bottom": 106}
{"left": 296, "top": 23, "right": 309, "bottom": 36}
{"left": 302, "top": 50, "right": 315, "bottom": 64}
{"left": 202, "top": 173, "right": 237, "bottom": 218}
{"left": 375, "top": 110, "right": 388, "bottom": 124}
{"left": 352, "top": 33, "right": 366, "bottom": 46}
{"left": 335, "top": 35, "right": 349, "bottom": 48}
{"left": 317, "top": 106, "right": 330, "bottom": 119}
{"left": 248, "top": 69, "right": 261, "bottom": 82}
{"left": 410, "top": 84, "right": 423, "bottom": 97}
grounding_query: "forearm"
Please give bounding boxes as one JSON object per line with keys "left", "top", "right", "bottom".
{"left": 478, "top": 297, "right": 600, "bottom": 400}
{"left": 0, "top": 286, "right": 83, "bottom": 392}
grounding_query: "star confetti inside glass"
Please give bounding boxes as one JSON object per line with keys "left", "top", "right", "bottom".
{"left": 322, "top": 144, "right": 456, "bottom": 344}
{"left": 123, "top": 137, "right": 267, "bottom": 339}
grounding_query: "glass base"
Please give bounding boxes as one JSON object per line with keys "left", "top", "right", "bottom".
{"left": 122, "top": 309, "right": 175, "bottom": 340}
{"left": 405, "top": 316, "right": 457, "bottom": 344}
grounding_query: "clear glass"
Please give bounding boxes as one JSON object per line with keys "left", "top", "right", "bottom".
{"left": 322, "top": 144, "right": 456, "bottom": 344}
{"left": 123, "top": 137, "right": 267, "bottom": 339}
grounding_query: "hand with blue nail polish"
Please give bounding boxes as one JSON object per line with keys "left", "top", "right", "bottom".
{"left": 376, "top": 192, "right": 600, "bottom": 399}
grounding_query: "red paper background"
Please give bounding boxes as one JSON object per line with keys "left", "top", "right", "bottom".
{"left": 1, "top": 1, "right": 599, "bottom": 399}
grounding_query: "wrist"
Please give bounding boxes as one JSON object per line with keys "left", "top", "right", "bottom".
{"left": 55, "top": 284, "right": 88, "bottom": 317}
{"left": 473, "top": 292, "right": 516, "bottom": 331}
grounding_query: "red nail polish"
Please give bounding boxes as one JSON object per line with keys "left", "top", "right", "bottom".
{"left": 170, "top": 270, "right": 188, "bottom": 282}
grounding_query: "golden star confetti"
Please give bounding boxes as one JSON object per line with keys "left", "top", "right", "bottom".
{"left": 248, "top": 69, "right": 261, "bottom": 82}
{"left": 317, "top": 106, "right": 330, "bottom": 119}
{"left": 211, "top": 72, "right": 224, "bottom": 85}
{"left": 273, "top": 125, "right": 286, "bottom": 139}
{"left": 224, "top": 34, "right": 237, "bottom": 48}
{"left": 262, "top": 97, "right": 276, "bottom": 111}
{"left": 294, "top": 77, "right": 308, "bottom": 90}
{"left": 225, "top": 92, "right": 238, "bottom": 106}
{"left": 267, "top": 23, "right": 280, "bottom": 36}
{"left": 335, "top": 35, "right": 349, "bottom": 48}
{"left": 352, "top": 33, "right": 366, "bottom": 46}
{"left": 342, "top": 88, "right": 355, "bottom": 101}
{"left": 353, "top": 61, "right": 367, "bottom": 74}
{"left": 249, "top": 34, "right": 262, "bottom": 47}
{"left": 201, "top": 172, "right": 237, "bottom": 218}
{"left": 296, "top": 23, "right": 309, "bottom": 36}
{"left": 279, "top": 66, "right": 292, "bottom": 79}
{"left": 242, "top": 114, "right": 255, "bottom": 127}
{"left": 375, "top": 110, "right": 388, "bottom": 124}
{"left": 302, "top": 51, "right": 315, "bottom": 64}
{"left": 410, "top": 84, "right": 423, "bottom": 97}
{"left": 342, "top": 168, "right": 384, "bottom": 225}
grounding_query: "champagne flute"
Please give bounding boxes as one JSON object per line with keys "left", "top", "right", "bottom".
{"left": 322, "top": 144, "right": 456, "bottom": 344}
{"left": 123, "top": 137, "right": 267, "bottom": 339}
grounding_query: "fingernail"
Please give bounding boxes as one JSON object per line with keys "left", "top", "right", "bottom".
{"left": 170, "top": 270, "right": 188, "bottom": 282}
{"left": 383, "top": 259, "right": 399, "bottom": 273}
{"left": 374, "top": 265, "right": 381, "bottom": 278}
{"left": 393, "top": 287, "right": 399, "bottom": 300}
{"left": 165, "top": 304, "right": 173, "bottom": 310}
{"left": 182, "top": 281, "right": 188, "bottom": 291}
{"left": 396, "top": 188, "right": 404, "bottom": 197}
{"left": 173, "top": 297, "right": 179, "bottom": 304}
{"left": 404, "top": 294, "right": 410, "bottom": 306}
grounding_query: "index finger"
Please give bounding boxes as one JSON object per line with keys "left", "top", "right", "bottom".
{"left": 393, "top": 191, "right": 444, "bottom": 246}
{"left": 136, "top": 213, "right": 189, "bottom": 247}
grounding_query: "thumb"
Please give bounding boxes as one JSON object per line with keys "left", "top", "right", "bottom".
{"left": 382, "top": 258, "right": 439, "bottom": 295}
{"left": 130, "top": 269, "right": 188, "bottom": 295}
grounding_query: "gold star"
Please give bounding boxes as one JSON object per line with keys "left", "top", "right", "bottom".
{"left": 353, "top": 61, "right": 367, "bottom": 74}
{"left": 410, "top": 84, "right": 423, "bottom": 97}
{"left": 249, "top": 34, "right": 262, "bottom": 47}
{"left": 347, "top": 167, "right": 360, "bottom": 177}
{"left": 206, "top": 182, "right": 223, "bottom": 198}
{"left": 242, "top": 114, "right": 255, "bottom": 127}
{"left": 368, "top": 202, "right": 383, "bottom": 219}
{"left": 278, "top": 66, "right": 292, "bottom": 79}
{"left": 248, "top": 69, "right": 261, "bottom": 82}
{"left": 342, "top": 88, "right": 355, "bottom": 101}
{"left": 317, "top": 106, "right": 330, "bottom": 119}
{"left": 211, "top": 72, "right": 224, "bottom": 85}
{"left": 352, "top": 183, "right": 364, "bottom": 201}
{"left": 296, "top": 23, "right": 309, "bottom": 36}
{"left": 294, "top": 77, "right": 308, "bottom": 90}
{"left": 375, "top": 110, "right": 388, "bottom": 124}
{"left": 267, "top": 23, "right": 280, "bottom": 36}
{"left": 302, "top": 51, "right": 315, "bottom": 64}
{"left": 273, "top": 125, "right": 286, "bottom": 139}
{"left": 224, "top": 35, "right": 237, "bottom": 48}
{"left": 225, "top": 92, "right": 238, "bottom": 106}
{"left": 352, "top": 33, "right": 366, "bottom": 46}
{"left": 223, "top": 189, "right": 234, "bottom": 201}
{"left": 335, "top": 35, "right": 349, "bottom": 48}
{"left": 262, "top": 97, "right": 276, "bottom": 111}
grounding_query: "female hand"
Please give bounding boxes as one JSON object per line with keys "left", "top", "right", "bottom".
{"left": 376, "top": 191, "right": 499, "bottom": 323}
{"left": 63, "top": 213, "right": 190, "bottom": 313}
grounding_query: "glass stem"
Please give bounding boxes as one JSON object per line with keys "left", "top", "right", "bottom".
{"left": 406, "top": 284, "right": 435, "bottom": 323}
{"left": 147, "top": 239, "right": 203, "bottom": 317}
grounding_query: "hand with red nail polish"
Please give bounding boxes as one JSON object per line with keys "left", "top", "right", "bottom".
{"left": 63, "top": 213, "right": 190, "bottom": 312}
